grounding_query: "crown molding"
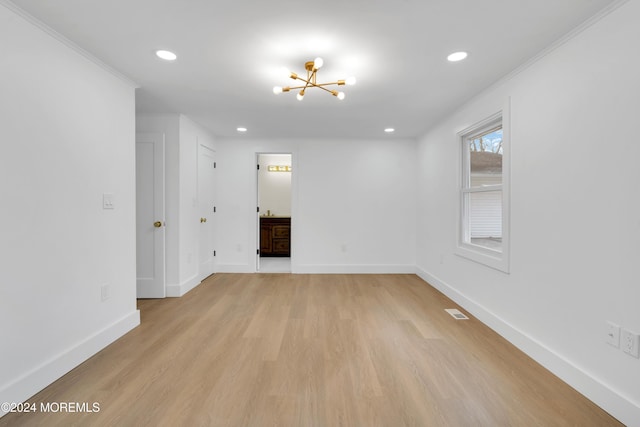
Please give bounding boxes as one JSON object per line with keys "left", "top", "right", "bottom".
{"left": 498, "top": 0, "right": 630, "bottom": 85}
{"left": 426, "top": 0, "right": 631, "bottom": 135}
{"left": 0, "top": 0, "right": 139, "bottom": 88}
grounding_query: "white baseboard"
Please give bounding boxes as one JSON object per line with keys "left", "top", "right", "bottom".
{"left": 218, "top": 263, "right": 416, "bottom": 274}
{"left": 416, "top": 267, "right": 640, "bottom": 427}
{"left": 219, "top": 263, "right": 416, "bottom": 274}
{"left": 292, "top": 264, "right": 416, "bottom": 274}
{"left": 0, "top": 310, "right": 140, "bottom": 418}
{"left": 216, "top": 264, "right": 255, "bottom": 273}
{"left": 166, "top": 274, "right": 201, "bottom": 297}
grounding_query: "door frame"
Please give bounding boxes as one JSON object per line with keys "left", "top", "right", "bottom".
{"left": 255, "top": 152, "right": 294, "bottom": 272}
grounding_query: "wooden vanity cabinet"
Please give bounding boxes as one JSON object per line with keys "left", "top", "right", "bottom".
{"left": 260, "top": 217, "right": 291, "bottom": 257}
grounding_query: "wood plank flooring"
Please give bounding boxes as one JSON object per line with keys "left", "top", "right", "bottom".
{"left": 0, "top": 274, "right": 623, "bottom": 426}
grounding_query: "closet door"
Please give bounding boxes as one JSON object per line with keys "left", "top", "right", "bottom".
{"left": 136, "top": 132, "right": 166, "bottom": 298}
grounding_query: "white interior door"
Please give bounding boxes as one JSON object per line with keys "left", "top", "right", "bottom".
{"left": 136, "top": 133, "right": 165, "bottom": 298}
{"left": 198, "top": 144, "right": 216, "bottom": 280}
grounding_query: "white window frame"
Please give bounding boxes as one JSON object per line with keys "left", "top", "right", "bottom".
{"left": 456, "top": 102, "right": 510, "bottom": 273}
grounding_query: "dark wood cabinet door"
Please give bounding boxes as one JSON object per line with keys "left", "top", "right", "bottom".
{"left": 260, "top": 217, "right": 290, "bottom": 256}
{"left": 260, "top": 226, "right": 272, "bottom": 253}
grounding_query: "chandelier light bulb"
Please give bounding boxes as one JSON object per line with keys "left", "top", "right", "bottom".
{"left": 273, "top": 86, "right": 283, "bottom": 94}
{"left": 337, "top": 92, "right": 345, "bottom": 100}
{"left": 313, "top": 57, "right": 324, "bottom": 70}
{"left": 345, "top": 76, "right": 357, "bottom": 86}
{"left": 297, "top": 90, "right": 305, "bottom": 101}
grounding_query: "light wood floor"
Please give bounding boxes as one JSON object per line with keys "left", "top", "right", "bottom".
{"left": 1, "top": 274, "right": 622, "bottom": 427}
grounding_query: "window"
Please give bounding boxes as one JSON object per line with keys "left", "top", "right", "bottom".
{"left": 457, "top": 110, "right": 509, "bottom": 272}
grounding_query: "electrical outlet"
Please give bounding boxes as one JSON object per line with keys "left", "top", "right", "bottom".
{"left": 621, "top": 328, "right": 640, "bottom": 358}
{"left": 102, "top": 193, "right": 115, "bottom": 209}
{"left": 606, "top": 321, "right": 620, "bottom": 348}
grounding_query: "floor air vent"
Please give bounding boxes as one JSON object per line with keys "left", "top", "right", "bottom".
{"left": 445, "top": 308, "right": 469, "bottom": 320}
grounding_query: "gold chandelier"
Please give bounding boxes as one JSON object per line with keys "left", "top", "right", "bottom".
{"left": 273, "top": 57, "right": 356, "bottom": 101}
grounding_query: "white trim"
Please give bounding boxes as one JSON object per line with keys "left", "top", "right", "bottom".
{"left": 497, "top": 0, "right": 630, "bottom": 87}
{"left": 462, "top": 184, "right": 502, "bottom": 193}
{"left": 216, "top": 264, "right": 256, "bottom": 273}
{"left": 166, "top": 274, "right": 201, "bottom": 297}
{"left": 255, "top": 151, "right": 296, "bottom": 273}
{"left": 457, "top": 111, "right": 503, "bottom": 140}
{"left": 456, "top": 99, "right": 510, "bottom": 273}
{"left": 218, "top": 263, "right": 415, "bottom": 274}
{"left": 441, "top": 0, "right": 630, "bottom": 125}
{"left": 455, "top": 244, "right": 505, "bottom": 271}
{"left": 415, "top": 267, "right": 640, "bottom": 427}
{"left": 293, "top": 264, "right": 416, "bottom": 274}
{"left": 0, "top": 0, "right": 139, "bottom": 88}
{"left": 0, "top": 310, "right": 140, "bottom": 418}
{"left": 434, "top": 0, "right": 631, "bottom": 135}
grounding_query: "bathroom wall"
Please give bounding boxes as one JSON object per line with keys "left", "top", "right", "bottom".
{"left": 258, "top": 153, "right": 292, "bottom": 217}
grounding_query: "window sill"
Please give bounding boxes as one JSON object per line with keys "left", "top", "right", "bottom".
{"left": 455, "top": 243, "right": 510, "bottom": 273}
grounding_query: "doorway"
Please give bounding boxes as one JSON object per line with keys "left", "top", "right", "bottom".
{"left": 256, "top": 153, "right": 292, "bottom": 273}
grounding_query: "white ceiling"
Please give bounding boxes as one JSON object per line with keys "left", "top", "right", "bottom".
{"left": 9, "top": 0, "right": 615, "bottom": 139}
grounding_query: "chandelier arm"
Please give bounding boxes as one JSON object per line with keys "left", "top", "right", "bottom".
{"left": 276, "top": 60, "right": 352, "bottom": 98}
{"left": 289, "top": 75, "right": 313, "bottom": 93}
{"left": 302, "top": 71, "right": 315, "bottom": 91}
{"left": 287, "top": 84, "right": 314, "bottom": 90}
{"left": 289, "top": 72, "right": 313, "bottom": 88}
{"left": 312, "top": 81, "right": 344, "bottom": 88}
{"left": 314, "top": 85, "right": 336, "bottom": 94}
{"left": 287, "top": 83, "right": 340, "bottom": 92}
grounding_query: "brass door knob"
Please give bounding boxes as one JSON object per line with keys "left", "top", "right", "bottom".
{"left": 200, "top": 217, "right": 207, "bottom": 223}
{"left": 154, "top": 221, "right": 162, "bottom": 228}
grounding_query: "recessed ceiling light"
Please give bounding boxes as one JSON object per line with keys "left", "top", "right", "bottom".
{"left": 447, "top": 51, "right": 468, "bottom": 62}
{"left": 156, "top": 50, "right": 177, "bottom": 61}
{"left": 384, "top": 128, "right": 395, "bottom": 133}
{"left": 237, "top": 127, "right": 248, "bottom": 133}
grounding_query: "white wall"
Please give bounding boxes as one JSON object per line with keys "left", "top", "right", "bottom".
{"left": 135, "top": 114, "right": 217, "bottom": 295}
{"left": 4, "top": 0, "right": 633, "bottom": 422}
{"left": 415, "top": 2, "right": 640, "bottom": 425}
{"left": 258, "top": 154, "right": 292, "bottom": 217}
{"left": 0, "top": 4, "right": 139, "bottom": 414}
{"left": 216, "top": 138, "right": 417, "bottom": 273}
